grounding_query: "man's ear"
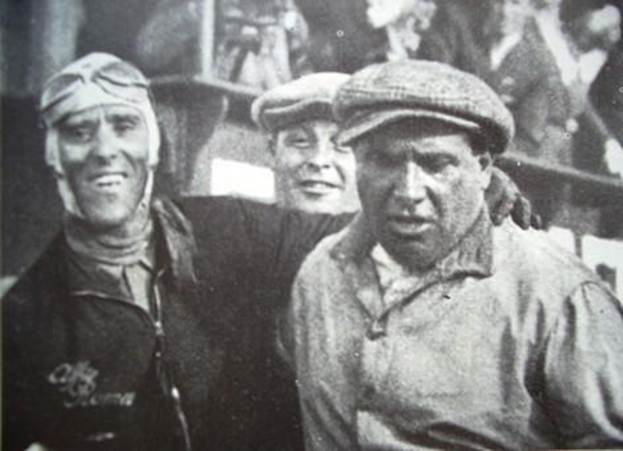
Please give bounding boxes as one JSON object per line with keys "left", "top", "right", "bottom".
{"left": 478, "top": 153, "right": 493, "bottom": 190}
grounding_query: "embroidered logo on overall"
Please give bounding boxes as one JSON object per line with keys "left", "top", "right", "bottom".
{"left": 48, "top": 361, "right": 135, "bottom": 408}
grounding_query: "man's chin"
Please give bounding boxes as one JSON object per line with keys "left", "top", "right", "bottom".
{"left": 78, "top": 201, "right": 141, "bottom": 231}
{"left": 381, "top": 235, "right": 438, "bottom": 271}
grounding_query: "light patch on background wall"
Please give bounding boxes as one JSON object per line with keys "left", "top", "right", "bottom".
{"left": 210, "top": 158, "right": 276, "bottom": 203}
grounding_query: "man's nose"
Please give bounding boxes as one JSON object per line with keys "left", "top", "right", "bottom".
{"left": 394, "top": 161, "right": 427, "bottom": 202}
{"left": 92, "top": 124, "right": 119, "bottom": 161}
{"left": 305, "top": 140, "right": 333, "bottom": 170}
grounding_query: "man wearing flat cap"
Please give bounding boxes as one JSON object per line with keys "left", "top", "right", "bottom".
{"left": 252, "top": 73, "right": 360, "bottom": 215}
{"left": 282, "top": 60, "right": 623, "bottom": 449}
{"left": 252, "top": 71, "right": 532, "bottom": 219}
{"left": 249, "top": 72, "right": 535, "bottom": 450}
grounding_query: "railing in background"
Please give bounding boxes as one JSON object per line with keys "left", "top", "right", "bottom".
{"left": 151, "top": 75, "right": 623, "bottom": 214}
{"left": 497, "top": 152, "right": 623, "bottom": 204}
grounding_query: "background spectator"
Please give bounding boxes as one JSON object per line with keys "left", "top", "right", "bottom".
{"left": 135, "top": 0, "right": 310, "bottom": 88}
{"left": 364, "top": 0, "right": 437, "bottom": 61}
{"left": 484, "top": 0, "right": 570, "bottom": 225}
{"left": 559, "top": 0, "right": 623, "bottom": 175}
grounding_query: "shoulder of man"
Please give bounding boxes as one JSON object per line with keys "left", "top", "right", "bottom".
{"left": 3, "top": 234, "right": 67, "bottom": 305}
{"left": 2, "top": 234, "right": 69, "bottom": 367}
{"left": 492, "top": 220, "right": 607, "bottom": 299}
{"left": 294, "top": 222, "right": 355, "bottom": 285}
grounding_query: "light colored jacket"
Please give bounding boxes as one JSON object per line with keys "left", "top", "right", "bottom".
{"left": 283, "top": 212, "right": 623, "bottom": 450}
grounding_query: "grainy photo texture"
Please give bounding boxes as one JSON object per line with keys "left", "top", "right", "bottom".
{"left": 2, "top": 0, "right": 623, "bottom": 450}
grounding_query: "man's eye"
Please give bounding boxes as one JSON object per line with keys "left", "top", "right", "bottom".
{"left": 114, "top": 120, "right": 137, "bottom": 134}
{"left": 330, "top": 138, "right": 352, "bottom": 154}
{"left": 288, "top": 137, "right": 310, "bottom": 148}
{"left": 335, "top": 145, "right": 353, "bottom": 154}
{"left": 422, "top": 155, "right": 456, "bottom": 172}
{"left": 63, "top": 126, "right": 93, "bottom": 142}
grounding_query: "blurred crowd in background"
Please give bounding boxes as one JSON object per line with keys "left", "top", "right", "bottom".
{"left": 80, "top": 0, "right": 623, "bottom": 178}
{"left": 5, "top": 0, "right": 623, "bottom": 178}
{"left": 3, "top": 0, "right": 623, "bottom": 278}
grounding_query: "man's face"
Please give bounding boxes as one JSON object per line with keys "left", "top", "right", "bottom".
{"left": 492, "top": 0, "right": 532, "bottom": 38}
{"left": 273, "top": 119, "right": 359, "bottom": 214}
{"left": 57, "top": 104, "right": 150, "bottom": 229}
{"left": 354, "top": 119, "right": 491, "bottom": 271}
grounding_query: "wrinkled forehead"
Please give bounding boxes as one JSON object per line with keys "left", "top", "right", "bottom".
{"left": 57, "top": 104, "right": 145, "bottom": 127}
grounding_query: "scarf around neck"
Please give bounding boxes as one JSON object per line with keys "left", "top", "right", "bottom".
{"left": 64, "top": 205, "right": 154, "bottom": 267}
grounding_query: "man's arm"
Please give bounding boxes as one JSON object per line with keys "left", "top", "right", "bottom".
{"left": 236, "top": 199, "right": 351, "bottom": 285}
{"left": 543, "top": 282, "right": 623, "bottom": 447}
{"left": 177, "top": 195, "right": 351, "bottom": 289}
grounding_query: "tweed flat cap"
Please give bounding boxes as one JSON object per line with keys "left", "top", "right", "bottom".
{"left": 252, "top": 73, "right": 350, "bottom": 133}
{"left": 333, "top": 60, "right": 515, "bottom": 154}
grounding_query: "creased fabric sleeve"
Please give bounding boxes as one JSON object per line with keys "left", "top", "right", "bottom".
{"left": 543, "top": 281, "right": 623, "bottom": 447}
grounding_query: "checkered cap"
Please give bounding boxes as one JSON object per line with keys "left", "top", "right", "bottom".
{"left": 252, "top": 73, "right": 350, "bottom": 133}
{"left": 333, "top": 60, "right": 515, "bottom": 154}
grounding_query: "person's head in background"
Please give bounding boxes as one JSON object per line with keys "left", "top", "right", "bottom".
{"left": 252, "top": 73, "right": 360, "bottom": 214}
{"left": 489, "top": 0, "right": 534, "bottom": 41}
{"left": 562, "top": 1, "right": 621, "bottom": 53}
{"left": 366, "top": 0, "right": 438, "bottom": 32}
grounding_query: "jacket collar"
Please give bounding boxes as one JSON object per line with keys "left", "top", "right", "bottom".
{"left": 330, "top": 208, "right": 493, "bottom": 283}
{"left": 67, "top": 196, "right": 198, "bottom": 297}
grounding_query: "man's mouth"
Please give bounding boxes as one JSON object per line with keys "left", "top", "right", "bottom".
{"left": 89, "top": 172, "right": 128, "bottom": 189}
{"left": 387, "top": 214, "right": 434, "bottom": 237}
{"left": 298, "top": 179, "right": 341, "bottom": 195}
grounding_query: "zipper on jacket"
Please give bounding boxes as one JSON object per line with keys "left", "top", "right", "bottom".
{"left": 73, "top": 270, "right": 193, "bottom": 451}
{"left": 151, "top": 277, "right": 192, "bottom": 451}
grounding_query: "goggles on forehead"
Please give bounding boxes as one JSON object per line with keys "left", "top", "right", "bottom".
{"left": 40, "top": 60, "right": 150, "bottom": 116}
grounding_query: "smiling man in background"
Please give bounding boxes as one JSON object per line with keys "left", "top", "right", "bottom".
{"left": 252, "top": 72, "right": 360, "bottom": 214}
{"left": 283, "top": 60, "right": 623, "bottom": 449}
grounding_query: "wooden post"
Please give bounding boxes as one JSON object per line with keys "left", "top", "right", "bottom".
{"left": 198, "top": 0, "right": 216, "bottom": 77}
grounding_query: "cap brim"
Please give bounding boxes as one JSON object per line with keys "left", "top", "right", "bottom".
{"left": 337, "top": 108, "right": 481, "bottom": 146}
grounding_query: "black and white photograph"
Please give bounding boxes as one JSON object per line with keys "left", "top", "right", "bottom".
{"left": 2, "top": 0, "right": 623, "bottom": 449}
